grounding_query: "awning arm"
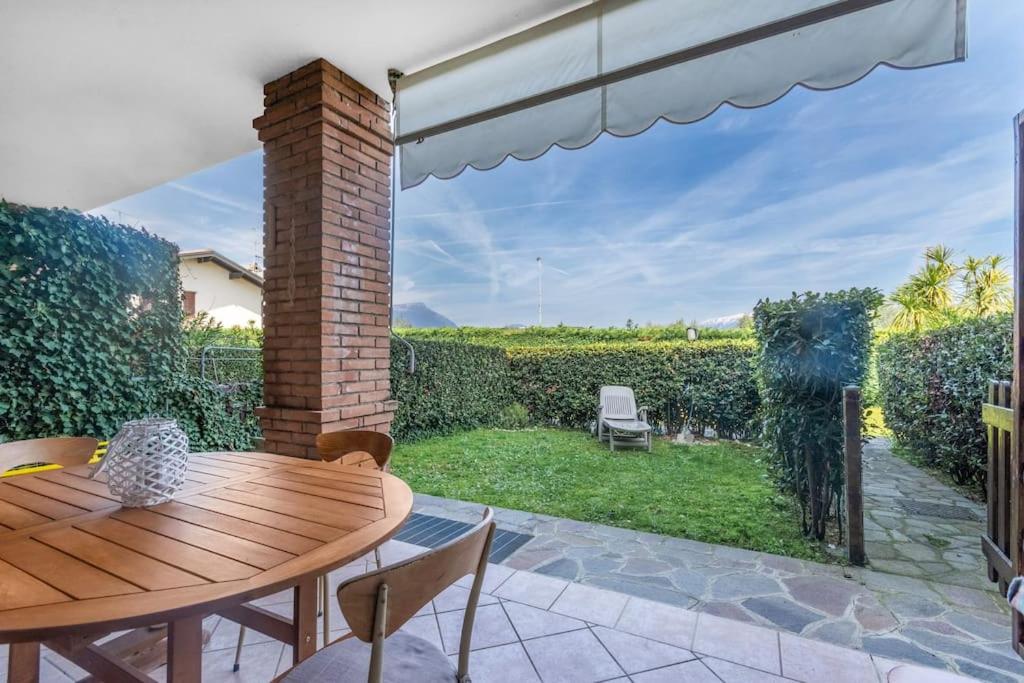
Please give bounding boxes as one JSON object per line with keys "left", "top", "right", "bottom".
{"left": 395, "top": 0, "right": 949, "bottom": 146}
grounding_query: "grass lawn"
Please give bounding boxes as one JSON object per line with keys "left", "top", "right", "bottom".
{"left": 392, "top": 428, "right": 827, "bottom": 562}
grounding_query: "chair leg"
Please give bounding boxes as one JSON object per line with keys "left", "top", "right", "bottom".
{"left": 374, "top": 546, "right": 383, "bottom": 569}
{"left": 232, "top": 626, "right": 245, "bottom": 672}
{"left": 321, "top": 573, "right": 330, "bottom": 645}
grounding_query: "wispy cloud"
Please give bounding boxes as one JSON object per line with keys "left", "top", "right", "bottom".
{"left": 95, "top": 2, "right": 1021, "bottom": 327}
{"left": 167, "top": 182, "right": 258, "bottom": 214}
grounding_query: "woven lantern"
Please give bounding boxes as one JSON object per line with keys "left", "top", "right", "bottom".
{"left": 96, "top": 418, "right": 189, "bottom": 507}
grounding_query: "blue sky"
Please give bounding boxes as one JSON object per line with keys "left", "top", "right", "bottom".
{"left": 97, "top": 1, "right": 1024, "bottom": 327}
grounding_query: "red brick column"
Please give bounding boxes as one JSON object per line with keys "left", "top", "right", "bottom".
{"left": 253, "top": 59, "right": 395, "bottom": 458}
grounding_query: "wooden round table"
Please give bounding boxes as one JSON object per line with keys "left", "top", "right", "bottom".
{"left": 0, "top": 451, "right": 413, "bottom": 682}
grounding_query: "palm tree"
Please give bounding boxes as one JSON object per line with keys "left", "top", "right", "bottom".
{"left": 889, "top": 284, "right": 937, "bottom": 332}
{"left": 962, "top": 255, "right": 1011, "bottom": 316}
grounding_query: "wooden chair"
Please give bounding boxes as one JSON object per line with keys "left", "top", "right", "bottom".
{"left": 277, "top": 508, "right": 495, "bottom": 683}
{"left": 0, "top": 437, "right": 99, "bottom": 475}
{"left": 234, "top": 430, "right": 396, "bottom": 670}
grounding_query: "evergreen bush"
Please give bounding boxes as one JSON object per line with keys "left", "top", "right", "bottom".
{"left": 876, "top": 314, "right": 1011, "bottom": 491}
{"left": 754, "top": 289, "right": 882, "bottom": 539}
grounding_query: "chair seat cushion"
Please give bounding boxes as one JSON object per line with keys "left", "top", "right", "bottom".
{"left": 280, "top": 632, "right": 456, "bottom": 683}
{"left": 602, "top": 418, "right": 651, "bottom": 433}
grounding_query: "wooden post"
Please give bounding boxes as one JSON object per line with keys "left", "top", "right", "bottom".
{"left": 843, "top": 385, "right": 865, "bottom": 566}
{"left": 1011, "top": 110, "right": 1024, "bottom": 657}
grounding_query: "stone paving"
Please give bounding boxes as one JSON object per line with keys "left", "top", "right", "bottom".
{"left": 5, "top": 541, "right": 974, "bottom": 683}
{"left": 861, "top": 438, "right": 991, "bottom": 590}
{"left": 415, "top": 438, "right": 1023, "bottom": 682}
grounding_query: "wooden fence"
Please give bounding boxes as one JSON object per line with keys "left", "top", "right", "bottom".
{"left": 982, "top": 379, "right": 1014, "bottom": 593}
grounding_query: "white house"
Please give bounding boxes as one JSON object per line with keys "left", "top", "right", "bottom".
{"left": 178, "top": 248, "right": 263, "bottom": 328}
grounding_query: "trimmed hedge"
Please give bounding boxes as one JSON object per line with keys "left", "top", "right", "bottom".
{"left": 0, "top": 204, "right": 260, "bottom": 450}
{"left": 877, "top": 314, "right": 1011, "bottom": 490}
{"left": 754, "top": 289, "right": 882, "bottom": 539}
{"left": 507, "top": 340, "right": 759, "bottom": 439}
{"left": 390, "top": 339, "right": 513, "bottom": 441}
{"left": 0, "top": 203, "right": 181, "bottom": 440}
{"left": 399, "top": 324, "right": 752, "bottom": 347}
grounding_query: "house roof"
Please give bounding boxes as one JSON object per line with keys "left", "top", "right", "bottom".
{"left": 0, "top": 1, "right": 584, "bottom": 211}
{"left": 180, "top": 249, "right": 264, "bottom": 288}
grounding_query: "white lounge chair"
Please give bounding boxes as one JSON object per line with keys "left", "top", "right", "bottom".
{"left": 597, "top": 385, "right": 652, "bottom": 452}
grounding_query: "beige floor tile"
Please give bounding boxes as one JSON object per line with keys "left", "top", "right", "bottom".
{"left": 206, "top": 617, "right": 275, "bottom": 652}
{"left": 692, "top": 613, "right": 781, "bottom": 674}
{"left": 494, "top": 571, "right": 568, "bottom": 609}
{"left": 779, "top": 632, "right": 876, "bottom": 683}
{"left": 550, "top": 582, "right": 629, "bottom": 627}
{"left": 436, "top": 603, "right": 518, "bottom": 655}
{"left": 592, "top": 626, "right": 695, "bottom": 674}
{"left": 885, "top": 663, "right": 979, "bottom": 682}
{"left": 631, "top": 659, "right": 720, "bottom": 682}
{"left": 450, "top": 642, "right": 541, "bottom": 682}
{"left": 703, "top": 656, "right": 790, "bottom": 682}
{"left": 503, "top": 600, "right": 587, "bottom": 640}
{"left": 398, "top": 613, "right": 445, "bottom": 651}
{"left": 376, "top": 539, "right": 426, "bottom": 565}
{"left": 251, "top": 588, "right": 293, "bottom": 607}
{"left": 152, "top": 641, "right": 285, "bottom": 683}
{"left": 433, "top": 583, "right": 499, "bottom": 613}
{"left": 522, "top": 629, "right": 625, "bottom": 683}
{"left": 615, "top": 597, "right": 699, "bottom": 650}
{"left": 457, "top": 562, "right": 516, "bottom": 594}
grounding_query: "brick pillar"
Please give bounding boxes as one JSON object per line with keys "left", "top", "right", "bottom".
{"left": 253, "top": 58, "right": 395, "bottom": 458}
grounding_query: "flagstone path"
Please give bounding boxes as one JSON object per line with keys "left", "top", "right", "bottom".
{"left": 415, "top": 438, "right": 1022, "bottom": 681}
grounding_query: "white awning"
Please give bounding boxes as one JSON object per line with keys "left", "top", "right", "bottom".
{"left": 394, "top": 0, "right": 966, "bottom": 189}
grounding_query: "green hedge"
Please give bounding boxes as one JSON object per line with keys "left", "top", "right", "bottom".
{"left": 507, "top": 340, "right": 759, "bottom": 439}
{"left": 877, "top": 314, "right": 1011, "bottom": 490}
{"left": 754, "top": 289, "right": 882, "bottom": 539}
{"left": 0, "top": 203, "right": 181, "bottom": 439}
{"left": 0, "top": 203, "right": 259, "bottom": 450}
{"left": 390, "top": 338, "right": 513, "bottom": 441}
{"left": 399, "top": 324, "right": 751, "bottom": 347}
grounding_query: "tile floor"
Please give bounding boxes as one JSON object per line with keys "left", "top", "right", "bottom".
{"left": 1, "top": 540, "right": 984, "bottom": 682}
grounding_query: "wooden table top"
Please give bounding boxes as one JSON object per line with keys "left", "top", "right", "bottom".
{"left": 0, "top": 451, "right": 413, "bottom": 643}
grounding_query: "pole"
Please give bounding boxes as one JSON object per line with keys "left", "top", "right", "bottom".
{"left": 1011, "top": 110, "right": 1024, "bottom": 656}
{"left": 843, "top": 385, "right": 865, "bottom": 566}
{"left": 537, "top": 256, "right": 543, "bottom": 326}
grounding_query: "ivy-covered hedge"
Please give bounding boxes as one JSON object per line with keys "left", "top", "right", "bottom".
{"left": 507, "top": 340, "right": 759, "bottom": 439}
{"left": 877, "top": 314, "right": 1011, "bottom": 490}
{"left": 0, "top": 203, "right": 259, "bottom": 450}
{"left": 0, "top": 203, "right": 181, "bottom": 439}
{"left": 754, "top": 289, "right": 882, "bottom": 539}
{"left": 390, "top": 339, "right": 513, "bottom": 441}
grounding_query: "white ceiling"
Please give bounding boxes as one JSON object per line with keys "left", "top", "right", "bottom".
{"left": 0, "top": 1, "right": 584, "bottom": 210}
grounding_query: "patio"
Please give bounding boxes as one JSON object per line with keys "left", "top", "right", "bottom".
{"left": 8, "top": 538, "right": 977, "bottom": 683}
{"left": 2, "top": 1, "right": 1007, "bottom": 681}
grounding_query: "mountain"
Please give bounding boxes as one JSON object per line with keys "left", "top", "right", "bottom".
{"left": 699, "top": 312, "right": 750, "bottom": 329}
{"left": 393, "top": 302, "right": 457, "bottom": 328}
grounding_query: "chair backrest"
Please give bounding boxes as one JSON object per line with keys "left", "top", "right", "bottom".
{"left": 600, "top": 386, "right": 638, "bottom": 420}
{"left": 337, "top": 508, "right": 495, "bottom": 680}
{"left": 0, "top": 437, "right": 99, "bottom": 475}
{"left": 316, "top": 430, "right": 394, "bottom": 470}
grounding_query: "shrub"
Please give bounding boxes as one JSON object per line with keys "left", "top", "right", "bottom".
{"left": 398, "top": 324, "right": 751, "bottom": 347}
{"left": 390, "top": 338, "right": 513, "bottom": 441}
{"left": 507, "top": 340, "right": 759, "bottom": 439}
{"left": 183, "top": 313, "right": 263, "bottom": 383}
{"left": 0, "top": 203, "right": 181, "bottom": 440}
{"left": 147, "top": 375, "right": 262, "bottom": 452}
{"left": 876, "top": 314, "right": 1011, "bottom": 490}
{"left": 0, "top": 203, "right": 259, "bottom": 450}
{"left": 495, "top": 403, "right": 532, "bottom": 430}
{"left": 754, "top": 289, "right": 883, "bottom": 539}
